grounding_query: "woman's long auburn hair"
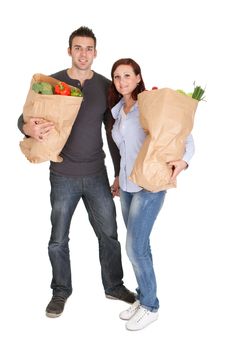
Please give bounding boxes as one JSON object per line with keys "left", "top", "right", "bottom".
{"left": 108, "top": 58, "right": 146, "bottom": 109}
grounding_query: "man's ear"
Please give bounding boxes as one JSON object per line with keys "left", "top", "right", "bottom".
{"left": 68, "top": 47, "right": 71, "bottom": 57}
{"left": 94, "top": 49, "right": 97, "bottom": 58}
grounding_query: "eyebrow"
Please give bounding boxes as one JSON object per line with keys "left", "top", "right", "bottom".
{"left": 73, "top": 44, "right": 94, "bottom": 49}
{"left": 114, "top": 71, "right": 132, "bottom": 76}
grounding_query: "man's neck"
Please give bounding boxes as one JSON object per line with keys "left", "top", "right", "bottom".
{"left": 67, "top": 68, "right": 93, "bottom": 85}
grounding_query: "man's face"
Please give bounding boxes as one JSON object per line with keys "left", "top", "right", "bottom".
{"left": 68, "top": 36, "right": 97, "bottom": 71}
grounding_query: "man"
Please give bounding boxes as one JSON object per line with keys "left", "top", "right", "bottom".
{"left": 18, "top": 26, "right": 135, "bottom": 318}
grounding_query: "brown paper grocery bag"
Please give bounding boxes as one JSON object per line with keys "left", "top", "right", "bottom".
{"left": 129, "top": 88, "right": 198, "bottom": 192}
{"left": 20, "top": 74, "right": 83, "bottom": 163}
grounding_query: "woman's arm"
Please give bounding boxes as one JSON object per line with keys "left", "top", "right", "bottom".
{"left": 168, "top": 134, "right": 195, "bottom": 180}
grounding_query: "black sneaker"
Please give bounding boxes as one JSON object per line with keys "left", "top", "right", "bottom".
{"left": 45, "top": 296, "right": 67, "bottom": 318}
{"left": 105, "top": 285, "right": 136, "bottom": 304}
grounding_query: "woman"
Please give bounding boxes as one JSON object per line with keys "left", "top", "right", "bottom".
{"left": 108, "top": 58, "right": 195, "bottom": 331}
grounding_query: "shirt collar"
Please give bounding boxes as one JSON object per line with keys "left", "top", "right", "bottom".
{"left": 111, "top": 98, "right": 138, "bottom": 119}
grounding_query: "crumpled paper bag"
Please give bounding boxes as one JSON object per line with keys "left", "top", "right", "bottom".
{"left": 129, "top": 88, "right": 198, "bottom": 192}
{"left": 20, "top": 73, "right": 83, "bottom": 163}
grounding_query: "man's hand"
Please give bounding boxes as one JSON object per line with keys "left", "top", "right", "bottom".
{"left": 110, "top": 176, "right": 120, "bottom": 197}
{"left": 23, "top": 118, "right": 54, "bottom": 141}
{"left": 168, "top": 160, "right": 188, "bottom": 181}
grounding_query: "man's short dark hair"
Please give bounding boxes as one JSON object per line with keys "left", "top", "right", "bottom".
{"left": 69, "top": 26, "right": 97, "bottom": 49}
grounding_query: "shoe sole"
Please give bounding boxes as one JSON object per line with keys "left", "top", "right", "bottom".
{"left": 46, "top": 311, "right": 63, "bottom": 318}
{"left": 105, "top": 294, "right": 135, "bottom": 304}
{"left": 105, "top": 294, "right": 118, "bottom": 300}
{"left": 119, "top": 315, "right": 131, "bottom": 320}
{"left": 126, "top": 315, "right": 158, "bottom": 331}
{"left": 119, "top": 309, "right": 139, "bottom": 320}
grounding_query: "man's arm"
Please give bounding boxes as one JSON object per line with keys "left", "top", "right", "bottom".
{"left": 18, "top": 114, "right": 25, "bottom": 134}
{"left": 103, "top": 109, "right": 120, "bottom": 177}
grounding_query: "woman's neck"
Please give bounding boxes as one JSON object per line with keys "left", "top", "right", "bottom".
{"left": 123, "top": 97, "right": 136, "bottom": 114}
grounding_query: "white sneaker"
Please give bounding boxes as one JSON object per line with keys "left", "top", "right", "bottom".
{"left": 119, "top": 300, "right": 140, "bottom": 320}
{"left": 126, "top": 306, "right": 158, "bottom": 331}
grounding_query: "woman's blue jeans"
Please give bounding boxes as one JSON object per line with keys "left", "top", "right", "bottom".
{"left": 48, "top": 170, "right": 124, "bottom": 298}
{"left": 120, "top": 188, "right": 166, "bottom": 311}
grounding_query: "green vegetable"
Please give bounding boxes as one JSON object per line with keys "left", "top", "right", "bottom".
{"left": 32, "top": 82, "right": 53, "bottom": 95}
{"left": 176, "top": 83, "right": 206, "bottom": 101}
{"left": 70, "top": 87, "right": 83, "bottom": 97}
{"left": 176, "top": 89, "right": 187, "bottom": 95}
{"left": 191, "top": 84, "right": 205, "bottom": 101}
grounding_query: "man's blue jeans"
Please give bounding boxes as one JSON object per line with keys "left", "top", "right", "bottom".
{"left": 120, "top": 188, "right": 166, "bottom": 311}
{"left": 48, "top": 170, "right": 124, "bottom": 298}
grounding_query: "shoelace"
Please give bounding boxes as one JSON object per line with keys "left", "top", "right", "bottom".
{"left": 128, "top": 302, "right": 139, "bottom": 312}
{"left": 136, "top": 308, "right": 151, "bottom": 323}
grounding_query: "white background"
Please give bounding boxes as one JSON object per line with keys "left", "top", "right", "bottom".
{"left": 1, "top": 0, "right": 224, "bottom": 349}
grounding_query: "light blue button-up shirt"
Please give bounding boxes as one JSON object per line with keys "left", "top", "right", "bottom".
{"left": 111, "top": 98, "right": 195, "bottom": 193}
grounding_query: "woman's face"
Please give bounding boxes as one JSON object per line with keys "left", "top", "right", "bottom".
{"left": 113, "top": 64, "right": 141, "bottom": 98}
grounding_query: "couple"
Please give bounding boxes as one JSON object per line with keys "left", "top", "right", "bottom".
{"left": 18, "top": 26, "right": 194, "bottom": 331}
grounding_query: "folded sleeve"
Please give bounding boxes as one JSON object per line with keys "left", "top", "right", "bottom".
{"left": 182, "top": 134, "right": 195, "bottom": 165}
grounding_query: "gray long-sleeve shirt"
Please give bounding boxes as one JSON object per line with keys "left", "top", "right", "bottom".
{"left": 18, "top": 69, "right": 120, "bottom": 177}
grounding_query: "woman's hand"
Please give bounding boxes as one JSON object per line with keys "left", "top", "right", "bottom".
{"left": 23, "top": 118, "right": 54, "bottom": 141}
{"left": 110, "top": 176, "right": 120, "bottom": 197}
{"left": 168, "top": 160, "right": 188, "bottom": 181}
